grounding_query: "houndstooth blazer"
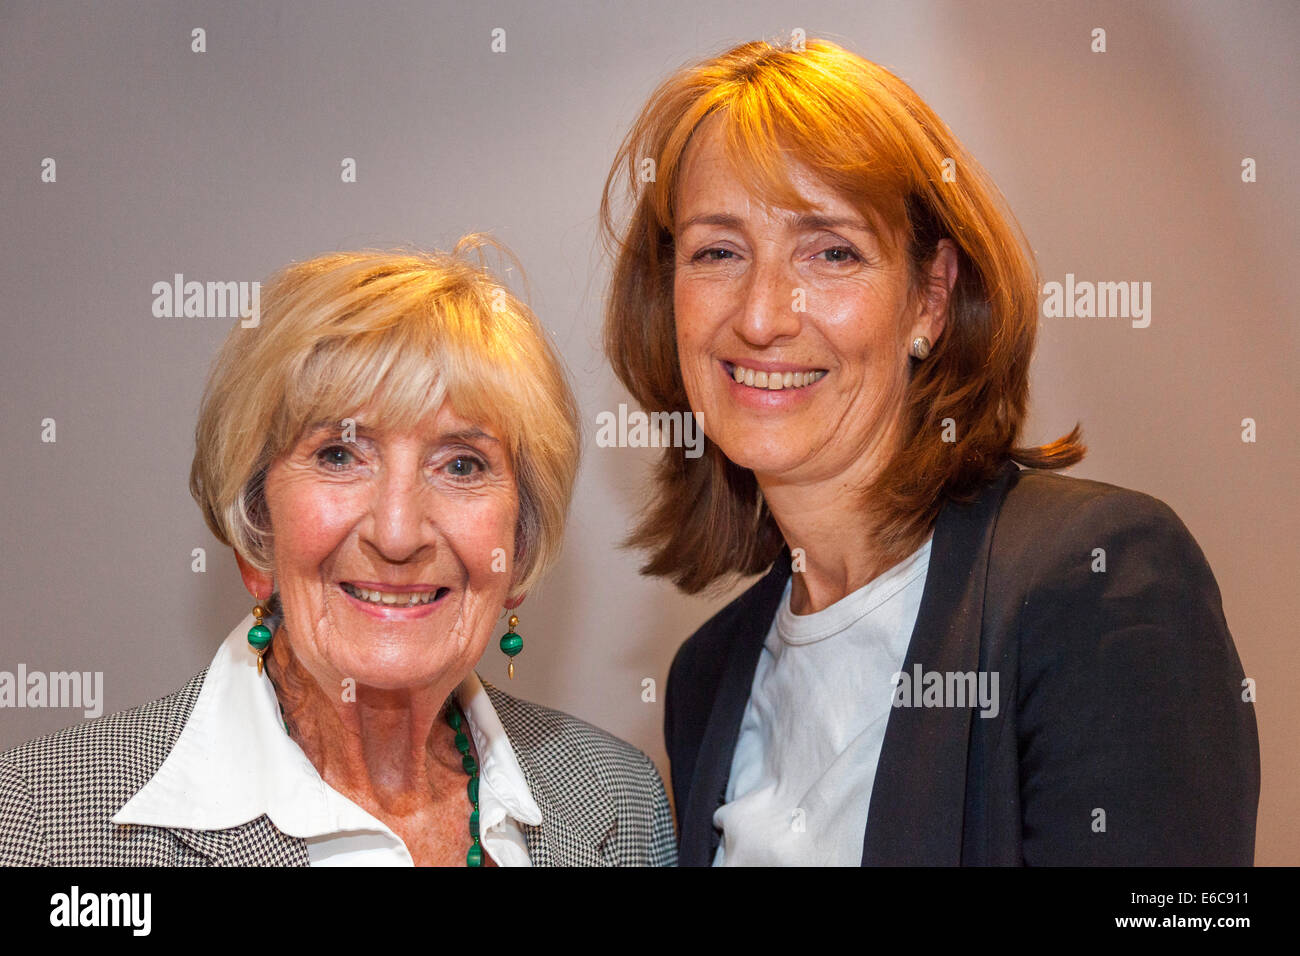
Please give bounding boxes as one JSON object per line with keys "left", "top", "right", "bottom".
{"left": 0, "top": 669, "right": 676, "bottom": 866}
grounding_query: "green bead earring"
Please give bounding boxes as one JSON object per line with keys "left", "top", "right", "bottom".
{"left": 499, "top": 613, "right": 523, "bottom": 679}
{"left": 247, "top": 601, "right": 272, "bottom": 676}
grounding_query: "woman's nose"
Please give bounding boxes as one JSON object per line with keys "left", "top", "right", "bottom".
{"left": 732, "top": 257, "right": 802, "bottom": 347}
{"left": 363, "top": 469, "right": 433, "bottom": 563}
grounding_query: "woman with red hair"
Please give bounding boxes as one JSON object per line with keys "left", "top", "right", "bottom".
{"left": 602, "top": 38, "right": 1258, "bottom": 865}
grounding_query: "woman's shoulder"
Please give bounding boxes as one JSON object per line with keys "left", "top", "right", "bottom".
{"left": 481, "top": 682, "right": 663, "bottom": 789}
{"left": 481, "top": 683, "right": 677, "bottom": 866}
{"left": 0, "top": 669, "right": 208, "bottom": 865}
{"left": 1003, "top": 465, "right": 1178, "bottom": 520}
{"left": 1, "top": 670, "right": 206, "bottom": 802}
{"left": 997, "top": 465, "right": 1207, "bottom": 564}
{"left": 989, "top": 466, "right": 1226, "bottom": 636}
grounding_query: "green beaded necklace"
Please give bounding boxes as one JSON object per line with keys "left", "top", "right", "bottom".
{"left": 253, "top": 606, "right": 483, "bottom": 866}
{"left": 277, "top": 697, "right": 484, "bottom": 866}
{"left": 445, "top": 699, "right": 484, "bottom": 866}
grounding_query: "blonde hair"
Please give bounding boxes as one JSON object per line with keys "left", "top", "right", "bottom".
{"left": 189, "top": 236, "right": 580, "bottom": 599}
{"left": 601, "top": 38, "right": 1083, "bottom": 593}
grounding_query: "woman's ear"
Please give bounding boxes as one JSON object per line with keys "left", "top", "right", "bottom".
{"left": 503, "top": 538, "right": 527, "bottom": 608}
{"left": 234, "top": 551, "right": 274, "bottom": 602}
{"left": 912, "top": 238, "right": 959, "bottom": 346}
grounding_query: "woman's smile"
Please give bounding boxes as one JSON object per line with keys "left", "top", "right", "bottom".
{"left": 338, "top": 580, "right": 453, "bottom": 619}
{"left": 720, "top": 359, "right": 828, "bottom": 409}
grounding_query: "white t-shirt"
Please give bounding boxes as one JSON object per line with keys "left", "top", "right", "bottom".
{"left": 712, "top": 535, "right": 932, "bottom": 866}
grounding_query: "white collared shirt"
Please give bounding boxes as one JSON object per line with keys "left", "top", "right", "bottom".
{"left": 113, "top": 615, "right": 542, "bottom": 866}
{"left": 713, "top": 535, "right": 932, "bottom": 865}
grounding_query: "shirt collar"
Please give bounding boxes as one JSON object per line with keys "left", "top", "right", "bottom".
{"left": 112, "top": 615, "right": 542, "bottom": 836}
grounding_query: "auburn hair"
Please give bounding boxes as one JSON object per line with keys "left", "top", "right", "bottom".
{"left": 600, "top": 38, "right": 1083, "bottom": 594}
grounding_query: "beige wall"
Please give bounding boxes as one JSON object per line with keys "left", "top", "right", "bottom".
{"left": 1, "top": 0, "right": 1294, "bottom": 863}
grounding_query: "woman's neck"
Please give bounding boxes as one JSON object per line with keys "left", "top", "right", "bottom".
{"left": 758, "top": 448, "right": 919, "bottom": 615}
{"left": 263, "top": 635, "right": 464, "bottom": 814}
{"left": 766, "top": 494, "right": 896, "bottom": 615}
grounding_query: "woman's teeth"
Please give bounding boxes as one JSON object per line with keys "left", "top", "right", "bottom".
{"left": 730, "top": 363, "right": 826, "bottom": 390}
{"left": 340, "top": 582, "right": 442, "bottom": 607}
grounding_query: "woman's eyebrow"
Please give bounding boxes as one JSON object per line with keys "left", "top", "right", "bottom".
{"left": 299, "top": 419, "right": 499, "bottom": 445}
{"left": 442, "top": 428, "right": 500, "bottom": 444}
{"left": 678, "top": 211, "right": 874, "bottom": 234}
{"left": 303, "top": 419, "right": 354, "bottom": 436}
{"left": 787, "top": 212, "right": 874, "bottom": 234}
{"left": 679, "top": 212, "right": 744, "bottom": 230}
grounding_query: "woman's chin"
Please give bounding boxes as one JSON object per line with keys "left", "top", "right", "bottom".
{"left": 333, "top": 659, "right": 464, "bottom": 694}
{"left": 712, "top": 431, "right": 813, "bottom": 478}
{"left": 306, "top": 640, "right": 473, "bottom": 695}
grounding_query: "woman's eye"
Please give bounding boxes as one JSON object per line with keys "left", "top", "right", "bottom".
{"left": 693, "top": 247, "right": 736, "bottom": 262}
{"left": 816, "top": 246, "right": 861, "bottom": 264}
{"left": 444, "top": 455, "right": 485, "bottom": 479}
{"left": 315, "top": 445, "right": 356, "bottom": 470}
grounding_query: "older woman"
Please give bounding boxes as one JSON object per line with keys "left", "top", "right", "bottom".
{"left": 602, "top": 39, "right": 1259, "bottom": 865}
{"left": 0, "top": 238, "right": 674, "bottom": 866}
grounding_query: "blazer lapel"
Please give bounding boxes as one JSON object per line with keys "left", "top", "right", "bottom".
{"left": 481, "top": 682, "right": 617, "bottom": 866}
{"left": 861, "top": 461, "right": 1018, "bottom": 864}
{"left": 169, "top": 816, "right": 309, "bottom": 866}
{"left": 511, "top": 744, "right": 615, "bottom": 866}
{"left": 678, "top": 548, "right": 793, "bottom": 866}
{"left": 167, "top": 826, "right": 233, "bottom": 864}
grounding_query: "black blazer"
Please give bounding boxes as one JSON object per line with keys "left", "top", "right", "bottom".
{"left": 665, "top": 462, "right": 1260, "bottom": 865}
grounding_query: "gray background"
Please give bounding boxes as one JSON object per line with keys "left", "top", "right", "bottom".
{"left": 1, "top": 0, "right": 1295, "bottom": 863}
